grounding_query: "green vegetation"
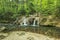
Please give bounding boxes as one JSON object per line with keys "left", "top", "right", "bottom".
{"left": 0, "top": 0, "right": 60, "bottom": 23}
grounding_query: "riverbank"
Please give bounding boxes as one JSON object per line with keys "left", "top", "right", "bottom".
{"left": 1, "top": 25, "right": 59, "bottom": 39}
{"left": 0, "top": 31, "right": 60, "bottom": 40}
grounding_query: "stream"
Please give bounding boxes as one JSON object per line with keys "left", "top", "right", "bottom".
{"left": 0, "top": 23, "right": 60, "bottom": 38}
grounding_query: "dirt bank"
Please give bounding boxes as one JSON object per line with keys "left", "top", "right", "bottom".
{"left": 0, "top": 31, "right": 60, "bottom": 40}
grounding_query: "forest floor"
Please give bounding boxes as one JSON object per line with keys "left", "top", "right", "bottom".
{"left": 0, "top": 31, "right": 60, "bottom": 40}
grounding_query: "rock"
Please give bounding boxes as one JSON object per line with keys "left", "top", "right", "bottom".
{"left": 2, "top": 31, "right": 60, "bottom": 40}
{"left": 0, "top": 33, "right": 8, "bottom": 40}
{"left": 0, "top": 26, "right": 6, "bottom": 32}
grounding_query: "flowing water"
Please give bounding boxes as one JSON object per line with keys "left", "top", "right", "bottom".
{"left": 0, "top": 23, "right": 60, "bottom": 39}
{"left": 23, "top": 17, "right": 27, "bottom": 26}
{"left": 33, "top": 20, "right": 36, "bottom": 26}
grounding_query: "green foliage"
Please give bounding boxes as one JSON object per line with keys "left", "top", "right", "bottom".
{"left": 0, "top": 0, "right": 59, "bottom": 22}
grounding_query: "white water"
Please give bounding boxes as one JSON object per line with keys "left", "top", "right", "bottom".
{"left": 22, "top": 17, "right": 27, "bottom": 26}
{"left": 33, "top": 20, "right": 36, "bottom": 26}
{"left": 20, "top": 17, "right": 39, "bottom": 26}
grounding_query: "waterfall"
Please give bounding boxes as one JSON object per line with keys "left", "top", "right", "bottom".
{"left": 32, "top": 20, "right": 36, "bottom": 26}
{"left": 22, "top": 17, "right": 27, "bottom": 26}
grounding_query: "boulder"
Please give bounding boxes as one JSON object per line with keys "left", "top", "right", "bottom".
{"left": 0, "top": 26, "right": 6, "bottom": 32}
